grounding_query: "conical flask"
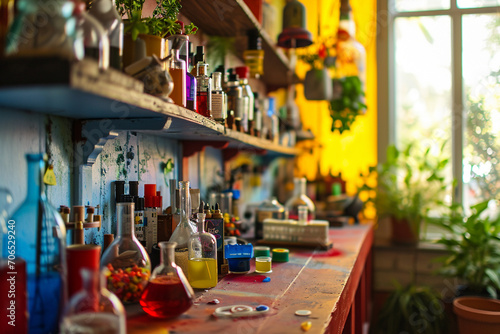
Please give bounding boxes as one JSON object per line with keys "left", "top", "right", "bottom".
{"left": 101, "top": 202, "right": 151, "bottom": 303}
{"left": 2, "top": 154, "right": 67, "bottom": 334}
{"left": 140, "top": 241, "right": 194, "bottom": 318}
{"left": 285, "top": 177, "right": 315, "bottom": 220}
{"left": 60, "top": 268, "right": 126, "bottom": 333}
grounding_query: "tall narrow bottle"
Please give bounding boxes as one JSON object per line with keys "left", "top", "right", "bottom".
{"left": 226, "top": 73, "right": 243, "bottom": 131}
{"left": 182, "top": 42, "right": 197, "bottom": 112}
{"left": 243, "top": 29, "right": 264, "bottom": 78}
{"left": 285, "top": 178, "right": 316, "bottom": 220}
{"left": 235, "top": 66, "right": 255, "bottom": 134}
{"left": 196, "top": 62, "right": 211, "bottom": 117}
{"left": 188, "top": 213, "right": 217, "bottom": 288}
{"left": 169, "top": 181, "right": 197, "bottom": 278}
{"left": 169, "top": 48, "right": 187, "bottom": 108}
{"left": 88, "top": 0, "right": 124, "bottom": 70}
{"left": 211, "top": 72, "right": 226, "bottom": 124}
{"left": 2, "top": 154, "right": 67, "bottom": 334}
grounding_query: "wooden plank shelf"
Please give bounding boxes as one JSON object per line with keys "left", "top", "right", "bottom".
{"left": 0, "top": 58, "right": 297, "bottom": 157}
{"left": 180, "top": 0, "right": 297, "bottom": 90}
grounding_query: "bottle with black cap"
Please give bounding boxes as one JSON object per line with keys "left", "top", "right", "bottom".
{"left": 182, "top": 42, "right": 197, "bottom": 112}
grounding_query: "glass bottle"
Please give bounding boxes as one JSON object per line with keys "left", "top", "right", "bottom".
{"left": 235, "top": 66, "right": 254, "bottom": 134}
{"left": 140, "top": 241, "right": 194, "bottom": 318}
{"left": 5, "top": 0, "right": 75, "bottom": 59}
{"left": 285, "top": 177, "right": 315, "bottom": 220}
{"left": 1, "top": 154, "right": 67, "bottom": 334}
{"left": 188, "top": 213, "right": 217, "bottom": 289}
{"left": 60, "top": 268, "right": 126, "bottom": 334}
{"left": 73, "top": 0, "right": 110, "bottom": 70}
{"left": 168, "top": 48, "right": 187, "bottom": 108}
{"left": 101, "top": 202, "right": 151, "bottom": 304}
{"left": 169, "top": 181, "right": 197, "bottom": 278}
{"left": 182, "top": 42, "right": 197, "bottom": 112}
{"left": 88, "top": 0, "right": 123, "bottom": 70}
{"left": 253, "top": 92, "right": 262, "bottom": 138}
{"left": 0, "top": 188, "right": 27, "bottom": 334}
{"left": 255, "top": 197, "right": 286, "bottom": 240}
{"left": 243, "top": 29, "right": 264, "bottom": 78}
{"left": 196, "top": 62, "right": 211, "bottom": 118}
{"left": 226, "top": 73, "right": 243, "bottom": 131}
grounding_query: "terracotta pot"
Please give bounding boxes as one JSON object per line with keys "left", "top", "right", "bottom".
{"left": 123, "top": 34, "right": 168, "bottom": 69}
{"left": 453, "top": 296, "right": 500, "bottom": 333}
{"left": 390, "top": 216, "right": 418, "bottom": 245}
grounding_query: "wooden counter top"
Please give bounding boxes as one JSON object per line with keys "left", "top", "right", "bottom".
{"left": 127, "top": 224, "right": 373, "bottom": 334}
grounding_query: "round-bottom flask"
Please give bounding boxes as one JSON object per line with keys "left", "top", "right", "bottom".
{"left": 140, "top": 241, "right": 194, "bottom": 318}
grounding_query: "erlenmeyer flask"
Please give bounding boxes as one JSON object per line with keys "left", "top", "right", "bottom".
{"left": 140, "top": 241, "right": 194, "bottom": 318}
{"left": 60, "top": 268, "right": 126, "bottom": 333}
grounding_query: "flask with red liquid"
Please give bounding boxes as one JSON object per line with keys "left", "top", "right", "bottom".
{"left": 140, "top": 241, "right": 194, "bottom": 318}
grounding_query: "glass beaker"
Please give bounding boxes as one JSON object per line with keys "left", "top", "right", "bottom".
{"left": 188, "top": 213, "right": 217, "bottom": 289}
{"left": 1, "top": 154, "right": 66, "bottom": 334}
{"left": 140, "top": 241, "right": 194, "bottom": 318}
{"left": 100, "top": 202, "right": 151, "bottom": 303}
{"left": 169, "top": 181, "right": 197, "bottom": 278}
{"left": 285, "top": 177, "right": 315, "bottom": 220}
{"left": 60, "top": 268, "right": 126, "bottom": 334}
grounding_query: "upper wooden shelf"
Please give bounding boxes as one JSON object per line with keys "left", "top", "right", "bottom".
{"left": 180, "top": 0, "right": 296, "bottom": 90}
{"left": 0, "top": 58, "right": 297, "bottom": 157}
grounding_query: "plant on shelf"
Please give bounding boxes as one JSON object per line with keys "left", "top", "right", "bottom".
{"left": 358, "top": 141, "right": 451, "bottom": 244}
{"left": 115, "top": 0, "right": 198, "bottom": 40}
{"left": 376, "top": 282, "right": 446, "bottom": 334}
{"left": 429, "top": 200, "right": 500, "bottom": 298}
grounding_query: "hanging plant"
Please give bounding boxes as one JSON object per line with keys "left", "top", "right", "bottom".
{"left": 329, "top": 75, "right": 367, "bottom": 133}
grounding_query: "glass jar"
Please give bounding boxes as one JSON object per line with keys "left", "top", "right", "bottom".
{"left": 101, "top": 202, "right": 151, "bottom": 304}
{"left": 188, "top": 213, "right": 217, "bottom": 288}
{"left": 169, "top": 181, "right": 197, "bottom": 278}
{"left": 5, "top": 0, "right": 76, "bottom": 59}
{"left": 60, "top": 268, "right": 126, "bottom": 333}
{"left": 1, "top": 154, "right": 66, "bottom": 334}
{"left": 140, "top": 241, "right": 194, "bottom": 318}
{"left": 285, "top": 177, "right": 315, "bottom": 220}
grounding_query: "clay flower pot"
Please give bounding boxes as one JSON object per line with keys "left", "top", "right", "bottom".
{"left": 390, "top": 216, "right": 419, "bottom": 245}
{"left": 453, "top": 296, "right": 500, "bottom": 333}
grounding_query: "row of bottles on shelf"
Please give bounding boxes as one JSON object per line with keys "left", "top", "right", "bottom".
{"left": 0, "top": 154, "right": 320, "bottom": 333}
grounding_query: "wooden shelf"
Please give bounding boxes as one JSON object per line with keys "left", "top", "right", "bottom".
{"left": 180, "top": 0, "right": 296, "bottom": 90}
{"left": 0, "top": 58, "right": 297, "bottom": 158}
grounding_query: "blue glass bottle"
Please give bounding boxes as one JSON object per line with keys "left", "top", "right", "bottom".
{"left": 3, "top": 154, "right": 67, "bottom": 334}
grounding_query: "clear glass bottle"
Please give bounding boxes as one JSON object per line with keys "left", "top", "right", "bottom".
{"left": 0, "top": 188, "right": 27, "bottom": 334}
{"left": 211, "top": 72, "right": 226, "bottom": 123}
{"left": 285, "top": 177, "right": 315, "bottom": 220}
{"left": 1, "top": 154, "right": 66, "bottom": 334}
{"left": 88, "top": 0, "right": 123, "bottom": 70}
{"left": 188, "top": 213, "right": 217, "bottom": 289}
{"left": 60, "top": 268, "right": 126, "bottom": 334}
{"left": 168, "top": 48, "right": 187, "bottom": 108}
{"left": 5, "top": 0, "right": 75, "bottom": 59}
{"left": 140, "top": 241, "right": 194, "bottom": 318}
{"left": 196, "top": 62, "right": 211, "bottom": 118}
{"left": 73, "top": 0, "right": 110, "bottom": 70}
{"left": 101, "top": 202, "right": 151, "bottom": 304}
{"left": 182, "top": 52, "right": 197, "bottom": 112}
{"left": 235, "top": 66, "right": 254, "bottom": 134}
{"left": 169, "top": 181, "right": 197, "bottom": 278}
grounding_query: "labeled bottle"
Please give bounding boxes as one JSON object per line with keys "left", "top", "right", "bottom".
{"left": 190, "top": 46, "right": 205, "bottom": 76}
{"left": 169, "top": 181, "right": 197, "bottom": 278}
{"left": 182, "top": 42, "right": 197, "bottom": 112}
{"left": 101, "top": 202, "right": 151, "bottom": 303}
{"left": 88, "top": 0, "right": 124, "bottom": 70}
{"left": 211, "top": 72, "right": 226, "bottom": 124}
{"left": 60, "top": 268, "right": 126, "bottom": 334}
{"left": 235, "top": 66, "right": 255, "bottom": 134}
{"left": 134, "top": 197, "right": 145, "bottom": 247}
{"left": 226, "top": 73, "right": 243, "bottom": 131}
{"left": 285, "top": 178, "right": 316, "bottom": 220}
{"left": 243, "top": 29, "right": 264, "bottom": 78}
{"left": 188, "top": 213, "right": 217, "bottom": 289}
{"left": 196, "top": 62, "right": 212, "bottom": 117}
{"left": 168, "top": 47, "right": 187, "bottom": 108}
{"left": 144, "top": 184, "right": 158, "bottom": 253}
{"left": 2, "top": 154, "right": 66, "bottom": 334}
{"left": 140, "top": 241, "right": 194, "bottom": 318}
{"left": 253, "top": 92, "right": 262, "bottom": 138}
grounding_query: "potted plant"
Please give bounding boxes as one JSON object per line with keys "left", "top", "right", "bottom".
{"left": 359, "top": 142, "right": 450, "bottom": 244}
{"left": 115, "top": 0, "right": 197, "bottom": 66}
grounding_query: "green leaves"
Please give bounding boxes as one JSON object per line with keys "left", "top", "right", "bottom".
{"left": 329, "top": 76, "right": 367, "bottom": 133}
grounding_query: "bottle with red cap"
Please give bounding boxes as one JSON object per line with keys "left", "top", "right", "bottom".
{"left": 235, "top": 66, "right": 254, "bottom": 135}
{"left": 144, "top": 184, "right": 159, "bottom": 253}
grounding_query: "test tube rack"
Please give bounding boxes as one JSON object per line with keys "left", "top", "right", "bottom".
{"left": 258, "top": 219, "right": 332, "bottom": 250}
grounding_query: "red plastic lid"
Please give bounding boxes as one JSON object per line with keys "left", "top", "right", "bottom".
{"left": 144, "top": 184, "right": 156, "bottom": 207}
{"left": 235, "top": 66, "right": 249, "bottom": 79}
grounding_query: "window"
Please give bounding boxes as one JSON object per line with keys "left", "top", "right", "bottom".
{"left": 378, "top": 0, "right": 500, "bottom": 208}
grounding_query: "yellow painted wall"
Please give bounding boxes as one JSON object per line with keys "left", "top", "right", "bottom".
{"left": 292, "top": 0, "right": 378, "bottom": 195}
